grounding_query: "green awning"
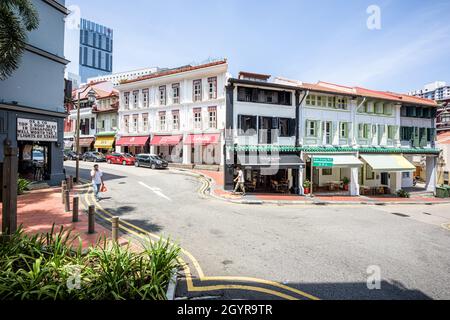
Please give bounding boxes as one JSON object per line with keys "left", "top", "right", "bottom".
{"left": 96, "top": 131, "right": 117, "bottom": 137}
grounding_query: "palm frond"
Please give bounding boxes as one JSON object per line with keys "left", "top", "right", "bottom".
{"left": 0, "top": 0, "right": 39, "bottom": 29}
{"left": 0, "top": 8, "right": 26, "bottom": 80}
{"left": 0, "top": 0, "right": 39, "bottom": 80}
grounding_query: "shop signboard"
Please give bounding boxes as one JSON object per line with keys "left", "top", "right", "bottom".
{"left": 17, "top": 118, "right": 58, "bottom": 142}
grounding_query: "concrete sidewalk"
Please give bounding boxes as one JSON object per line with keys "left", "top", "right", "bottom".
{"left": 192, "top": 169, "right": 450, "bottom": 205}
{"left": 0, "top": 186, "right": 111, "bottom": 248}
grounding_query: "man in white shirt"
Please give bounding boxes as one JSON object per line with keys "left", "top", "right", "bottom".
{"left": 233, "top": 167, "right": 246, "bottom": 196}
{"left": 91, "top": 164, "right": 104, "bottom": 201}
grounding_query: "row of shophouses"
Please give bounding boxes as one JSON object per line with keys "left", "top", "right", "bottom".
{"left": 64, "top": 59, "right": 442, "bottom": 196}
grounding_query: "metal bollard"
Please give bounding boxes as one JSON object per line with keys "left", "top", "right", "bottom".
{"left": 61, "top": 181, "right": 67, "bottom": 204}
{"left": 69, "top": 175, "right": 74, "bottom": 190}
{"left": 112, "top": 216, "right": 119, "bottom": 243}
{"left": 64, "top": 190, "right": 70, "bottom": 212}
{"left": 72, "top": 195, "right": 79, "bottom": 222}
{"left": 88, "top": 205, "right": 95, "bottom": 234}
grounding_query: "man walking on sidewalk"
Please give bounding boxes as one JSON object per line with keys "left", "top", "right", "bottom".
{"left": 233, "top": 166, "right": 246, "bottom": 196}
{"left": 91, "top": 164, "right": 104, "bottom": 201}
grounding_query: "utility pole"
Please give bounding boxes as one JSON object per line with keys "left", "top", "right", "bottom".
{"left": 75, "top": 91, "right": 81, "bottom": 183}
{"left": 75, "top": 88, "right": 96, "bottom": 184}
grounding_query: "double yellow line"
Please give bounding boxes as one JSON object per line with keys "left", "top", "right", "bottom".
{"left": 82, "top": 187, "right": 319, "bottom": 301}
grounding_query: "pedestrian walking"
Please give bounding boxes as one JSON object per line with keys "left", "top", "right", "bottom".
{"left": 91, "top": 164, "right": 104, "bottom": 201}
{"left": 233, "top": 167, "right": 246, "bottom": 196}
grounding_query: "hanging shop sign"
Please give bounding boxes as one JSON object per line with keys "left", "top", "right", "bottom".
{"left": 17, "top": 118, "right": 58, "bottom": 142}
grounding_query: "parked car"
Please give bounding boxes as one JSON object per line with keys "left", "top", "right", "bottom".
{"left": 64, "top": 150, "right": 80, "bottom": 160}
{"left": 106, "top": 153, "right": 136, "bottom": 166}
{"left": 32, "top": 150, "right": 44, "bottom": 164}
{"left": 82, "top": 151, "right": 106, "bottom": 162}
{"left": 134, "top": 154, "right": 168, "bottom": 169}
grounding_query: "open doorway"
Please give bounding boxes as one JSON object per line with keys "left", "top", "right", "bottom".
{"left": 18, "top": 141, "right": 51, "bottom": 182}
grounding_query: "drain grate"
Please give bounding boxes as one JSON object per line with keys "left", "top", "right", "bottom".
{"left": 391, "top": 212, "right": 410, "bottom": 218}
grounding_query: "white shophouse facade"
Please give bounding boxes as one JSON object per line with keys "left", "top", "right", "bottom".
{"left": 225, "top": 77, "right": 439, "bottom": 196}
{"left": 116, "top": 60, "right": 229, "bottom": 165}
{"left": 298, "top": 82, "right": 438, "bottom": 195}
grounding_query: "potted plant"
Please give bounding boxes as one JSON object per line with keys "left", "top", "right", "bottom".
{"left": 342, "top": 177, "right": 350, "bottom": 191}
{"left": 303, "top": 180, "right": 311, "bottom": 194}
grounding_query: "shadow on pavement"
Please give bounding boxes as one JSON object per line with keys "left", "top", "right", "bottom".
{"left": 175, "top": 278, "right": 433, "bottom": 300}
{"left": 64, "top": 165, "right": 126, "bottom": 183}
{"left": 94, "top": 204, "right": 163, "bottom": 234}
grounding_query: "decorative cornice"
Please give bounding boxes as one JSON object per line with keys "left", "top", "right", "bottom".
{"left": 0, "top": 103, "right": 66, "bottom": 118}
{"left": 25, "top": 44, "right": 70, "bottom": 65}
{"left": 42, "top": 0, "right": 69, "bottom": 15}
{"left": 227, "top": 145, "right": 441, "bottom": 155}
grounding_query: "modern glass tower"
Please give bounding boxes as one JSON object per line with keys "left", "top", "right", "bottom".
{"left": 79, "top": 18, "right": 113, "bottom": 83}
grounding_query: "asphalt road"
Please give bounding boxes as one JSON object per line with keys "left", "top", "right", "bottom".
{"left": 65, "top": 161, "right": 450, "bottom": 300}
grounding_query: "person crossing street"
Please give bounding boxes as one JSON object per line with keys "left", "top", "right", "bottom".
{"left": 91, "top": 164, "right": 104, "bottom": 201}
{"left": 233, "top": 166, "right": 246, "bottom": 196}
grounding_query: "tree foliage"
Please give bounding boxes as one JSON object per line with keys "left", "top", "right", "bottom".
{"left": 0, "top": 0, "right": 39, "bottom": 80}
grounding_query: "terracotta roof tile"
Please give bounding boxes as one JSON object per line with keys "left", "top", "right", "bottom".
{"left": 121, "top": 59, "right": 227, "bottom": 85}
{"left": 297, "top": 80, "right": 437, "bottom": 107}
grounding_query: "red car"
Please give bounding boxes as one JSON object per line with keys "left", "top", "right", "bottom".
{"left": 106, "top": 153, "right": 136, "bottom": 166}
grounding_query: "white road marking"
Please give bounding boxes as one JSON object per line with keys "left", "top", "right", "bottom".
{"left": 138, "top": 181, "right": 172, "bottom": 201}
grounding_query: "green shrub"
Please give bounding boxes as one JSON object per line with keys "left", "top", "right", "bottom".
{"left": 303, "top": 180, "right": 311, "bottom": 188}
{"left": 397, "top": 189, "right": 410, "bottom": 198}
{"left": 17, "top": 178, "right": 31, "bottom": 195}
{"left": 0, "top": 226, "right": 180, "bottom": 300}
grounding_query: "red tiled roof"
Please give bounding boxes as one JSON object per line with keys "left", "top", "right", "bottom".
{"left": 437, "top": 131, "right": 450, "bottom": 143}
{"left": 72, "top": 84, "right": 118, "bottom": 100}
{"left": 239, "top": 71, "right": 271, "bottom": 80}
{"left": 297, "top": 80, "right": 437, "bottom": 107}
{"left": 121, "top": 59, "right": 227, "bottom": 85}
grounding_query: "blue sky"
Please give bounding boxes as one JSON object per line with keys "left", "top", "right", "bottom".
{"left": 66, "top": 0, "right": 450, "bottom": 93}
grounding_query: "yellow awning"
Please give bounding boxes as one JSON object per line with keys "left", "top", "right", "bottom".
{"left": 94, "top": 136, "right": 115, "bottom": 149}
{"left": 360, "top": 154, "right": 416, "bottom": 172}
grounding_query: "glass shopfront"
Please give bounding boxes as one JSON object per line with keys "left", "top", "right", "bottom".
{"left": 236, "top": 152, "right": 304, "bottom": 194}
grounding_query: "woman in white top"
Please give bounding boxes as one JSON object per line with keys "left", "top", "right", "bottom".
{"left": 91, "top": 164, "right": 104, "bottom": 201}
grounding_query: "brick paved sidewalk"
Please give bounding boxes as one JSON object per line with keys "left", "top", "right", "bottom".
{"left": 0, "top": 186, "right": 111, "bottom": 249}
{"left": 193, "top": 169, "right": 450, "bottom": 205}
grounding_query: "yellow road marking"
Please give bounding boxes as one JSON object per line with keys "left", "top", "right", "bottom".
{"left": 83, "top": 188, "right": 319, "bottom": 300}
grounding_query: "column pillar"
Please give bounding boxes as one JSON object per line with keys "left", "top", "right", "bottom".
{"left": 389, "top": 172, "right": 402, "bottom": 194}
{"left": 182, "top": 133, "right": 191, "bottom": 165}
{"left": 350, "top": 167, "right": 360, "bottom": 196}
{"left": 425, "top": 156, "right": 437, "bottom": 193}
{"left": 298, "top": 167, "right": 305, "bottom": 195}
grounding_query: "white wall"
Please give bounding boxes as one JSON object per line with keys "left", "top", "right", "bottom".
{"left": 117, "top": 63, "right": 228, "bottom": 138}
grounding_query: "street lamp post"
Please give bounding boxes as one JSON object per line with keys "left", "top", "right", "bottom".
{"left": 75, "top": 88, "right": 96, "bottom": 184}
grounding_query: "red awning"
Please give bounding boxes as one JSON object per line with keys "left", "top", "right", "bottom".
{"left": 78, "top": 137, "right": 95, "bottom": 147}
{"left": 184, "top": 134, "right": 220, "bottom": 145}
{"left": 150, "top": 135, "right": 183, "bottom": 146}
{"left": 116, "top": 136, "right": 149, "bottom": 146}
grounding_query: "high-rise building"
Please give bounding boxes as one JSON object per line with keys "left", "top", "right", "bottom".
{"left": 409, "top": 81, "right": 450, "bottom": 102}
{"left": 79, "top": 18, "right": 113, "bottom": 83}
{"left": 64, "top": 17, "right": 113, "bottom": 85}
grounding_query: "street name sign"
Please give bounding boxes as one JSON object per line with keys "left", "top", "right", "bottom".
{"left": 312, "top": 157, "right": 334, "bottom": 167}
